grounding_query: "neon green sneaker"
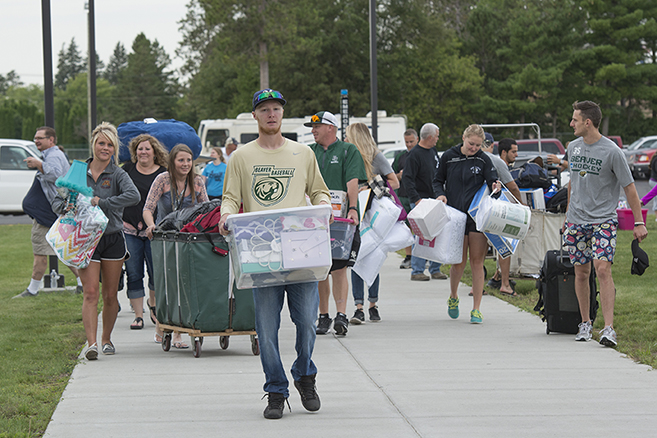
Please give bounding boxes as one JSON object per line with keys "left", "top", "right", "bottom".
{"left": 470, "top": 309, "right": 483, "bottom": 324}
{"left": 447, "top": 297, "right": 459, "bottom": 319}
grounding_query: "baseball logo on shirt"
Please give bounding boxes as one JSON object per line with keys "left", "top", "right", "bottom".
{"left": 251, "top": 165, "right": 295, "bottom": 207}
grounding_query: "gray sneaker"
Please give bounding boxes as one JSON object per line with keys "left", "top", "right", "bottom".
{"left": 599, "top": 326, "right": 617, "bottom": 347}
{"left": 102, "top": 342, "right": 115, "bottom": 355}
{"left": 85, "top": 344, "right": 98, "bottom": 360}
{"left": 12, "top": 289, "right": 38, "bottom": 299}
{"left": 399, "top": 256, "right": 412, "bottom": 269}
{"left": 575, "top": 321, "right": 592, "bottom": 342}
{"left": 431, "top": 271, "right": 448, "bottom": 280}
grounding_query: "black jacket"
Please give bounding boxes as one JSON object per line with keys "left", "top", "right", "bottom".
{"left": 433, "top": 145, "right": 498, "bottom": 214}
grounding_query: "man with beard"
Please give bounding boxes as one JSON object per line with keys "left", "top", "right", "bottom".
{"left": 218, "top": 89, "right": 331, "bottom": 420}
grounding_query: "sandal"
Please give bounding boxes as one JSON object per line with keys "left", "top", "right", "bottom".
{"left": 154, "top": 332, "right": 163, "bottom": 344}
{"left": 172, "top": 341, "right": 189, "bottom": 349}
{"left": 147, "top": 300, "right": 157, "bottom": 325}
{"left": 130, "top": 317, "right": 144, "bottom": 330}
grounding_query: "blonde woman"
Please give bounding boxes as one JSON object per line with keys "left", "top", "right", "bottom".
{"left": 433, "top": 124, "right": 500, "bottom": 324}
{"left": 52, "top": 122, "right": 140, "bottom": 360}
{"left": 345, "top": 123, "right": 399, "bottom": 324}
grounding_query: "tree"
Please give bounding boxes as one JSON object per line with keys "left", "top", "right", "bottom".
{"left": 0, "top": 70, "right": 23, "bottom": 95}
{"left": 55, "top": 38, "right": 85, "bottom": 90}
{"left": 55, "top": 73, "right": 113, "bottom": 145}
{"left": 111, "top": 33, "right": 178, "bottom": 123}
{"left": 104, "top": 42, "right": 128, "bottom": 86}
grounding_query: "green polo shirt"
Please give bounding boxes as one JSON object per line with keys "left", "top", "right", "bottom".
{"left": 309, "top": 139, "right": 367, "bottom": 191}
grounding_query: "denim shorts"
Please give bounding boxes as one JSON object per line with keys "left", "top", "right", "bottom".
{"left": 563, "top": 220, "right": 617, "bottom": 265}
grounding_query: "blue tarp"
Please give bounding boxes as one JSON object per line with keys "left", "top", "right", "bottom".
{"left": 117, "top": 119, "right": 202, "bottom": 163}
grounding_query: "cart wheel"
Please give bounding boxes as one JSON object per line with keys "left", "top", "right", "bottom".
{"left": 219, "top": 336, "right": 229, "bottom": 350}
{"left": 251, "top": 335, "right": 260, "bottom": 356}
{"left": 199, "top": 336, "right": 204, "bottom": 346}
{"left": 193, "top": 339, "right": 202, "bottom": 358}
{"left": 163, "top": 333, "right": 172, "bottom": 351}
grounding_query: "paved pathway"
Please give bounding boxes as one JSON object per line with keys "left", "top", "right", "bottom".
{"left": 45, "top": 254, "right": 657, "bottom": 437}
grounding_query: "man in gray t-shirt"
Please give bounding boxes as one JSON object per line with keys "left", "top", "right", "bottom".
{"left": 566, "top": 101, "right": 647, "bottom": 348}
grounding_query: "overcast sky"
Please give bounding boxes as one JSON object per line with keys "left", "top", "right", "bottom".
{"left": 0, "top": 0, "right": 189, "bottom": 86}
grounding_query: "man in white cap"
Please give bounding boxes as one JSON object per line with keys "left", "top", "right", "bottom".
{"left": 224, "top": 137, "right": 238, "bottom": 161}
{"left": 305, "top": 111, "right": 367, "bottom": 336}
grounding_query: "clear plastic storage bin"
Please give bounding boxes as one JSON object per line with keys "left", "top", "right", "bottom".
{"left": 226, "top": 205, "right": 332, "bottom": 289}
{"left": 330, "top": 218, "right": 356, "bottom": 260}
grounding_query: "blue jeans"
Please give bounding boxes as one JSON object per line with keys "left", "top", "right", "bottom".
{"left": 253, "top": 281, "right": 319, "bottom": 397}
{"left": 351, "top": 271, "right": 379, "bottom": 305}
{"left": 124, "top": 234, "right": 154, "bottom": 299}
{"left": 411, "top": 256, "right": 442, "bottom": 275}
{"left": 409, "top": 201, "right": 442, "bottom": 275}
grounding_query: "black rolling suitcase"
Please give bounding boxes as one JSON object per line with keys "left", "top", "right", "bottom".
{"left": 534, "top": 247, "right": 599, "bottom": 334}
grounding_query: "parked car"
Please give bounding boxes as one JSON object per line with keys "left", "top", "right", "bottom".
{"left": 0, "top": 139, "right": 41, "bottom": 213}
{"left": 383, "top": 146, "right": 407, "bottom": 165}
{"left": 608, "top": 135, "right": 623, "bottom": 148}
{"left": 623, "top": 136, "right": 657, "bottom": 179}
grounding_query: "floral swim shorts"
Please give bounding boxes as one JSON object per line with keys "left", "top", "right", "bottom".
{"left": 563, "top": 220, "right": 617, "bottom": 265}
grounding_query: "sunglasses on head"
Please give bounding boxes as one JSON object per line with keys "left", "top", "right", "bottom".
{"left": 255, "top": 90, "right": 284, "bottom": 103}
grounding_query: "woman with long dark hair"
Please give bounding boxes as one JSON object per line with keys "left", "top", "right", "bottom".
{"left": 143, "top": 143, "right": 208, "bottom": 348}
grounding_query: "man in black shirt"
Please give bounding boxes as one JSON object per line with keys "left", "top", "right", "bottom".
{"left": 393, "top": 128, "right": 418, "bottom": 269}
{"left": 401, "top": 123, "right": 447, "bottom": 281}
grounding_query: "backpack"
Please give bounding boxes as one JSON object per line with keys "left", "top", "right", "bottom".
{"left": 511, "top": 162, "right": 551, "bottom": 190}
{"left": 181, "top": 204, "right": 223, "bottom": 233}
{"left": 545, "top": 186, "right": 568, "bottom": 213}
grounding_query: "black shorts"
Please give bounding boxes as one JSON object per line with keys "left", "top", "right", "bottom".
{"left": 330, "top": 224, "right": 361, "bottom": 272}
{"left": 464, "top": 216, "right": 479, "bottom": 235}
{"left": 91, "top": 231, "right": 129, "bottom": 262}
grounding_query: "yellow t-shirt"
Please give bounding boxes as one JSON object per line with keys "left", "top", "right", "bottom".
{"left": 220, "top": 138, "right": 331, "bottom": 215}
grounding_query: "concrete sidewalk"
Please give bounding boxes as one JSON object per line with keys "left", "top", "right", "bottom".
{"left": 45, "top": 254, "right": 657, "bottom": 437}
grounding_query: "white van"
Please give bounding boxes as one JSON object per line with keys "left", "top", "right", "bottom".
{"left": 198, "top": 111, "right": 407, "bottom": 155}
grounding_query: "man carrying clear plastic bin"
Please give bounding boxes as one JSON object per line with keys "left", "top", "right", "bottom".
{"left": 305, "top": 111, "right": 367, "bottom": 336}
{"left": 218, "top": 89, "right": 331, "bottom": 420}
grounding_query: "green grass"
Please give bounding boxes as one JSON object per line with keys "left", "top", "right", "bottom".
{"left": 448, "top": 217, "right": 657, "bottom": 368}
{"left": 0, "top": 225, "right": 86, "bottom": 438}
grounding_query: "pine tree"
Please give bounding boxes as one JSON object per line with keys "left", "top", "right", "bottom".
{"left": 112, "top": 33, "right": 178, "bottom": 123}
{"left": 104, "top": 43, "right": 128, "bottom": 85}
{"left": 54, "top": 38, "right": 85, "bottom": 90}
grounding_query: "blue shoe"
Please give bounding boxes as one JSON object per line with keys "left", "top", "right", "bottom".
{"left": 447, "top": 297, "right": 459, "bottom": 319}
{"left": 470, "top": 309, "right": 483, "bottom": 324}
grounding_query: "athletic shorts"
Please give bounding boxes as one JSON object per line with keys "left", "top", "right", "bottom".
{"left": 330, "top": 224, "right": 361, "bottom": 273}
{"left": 31, "top": 219, "right": 56, "bottom": 256}
{"left": 90, "top": 231, "right": 129, "bottom": 262}
{"left": 563, "top": 220, "right": 617, "bottom": 265}
{"left": 464, "top": 216, "right": 479, "bottom": 235}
